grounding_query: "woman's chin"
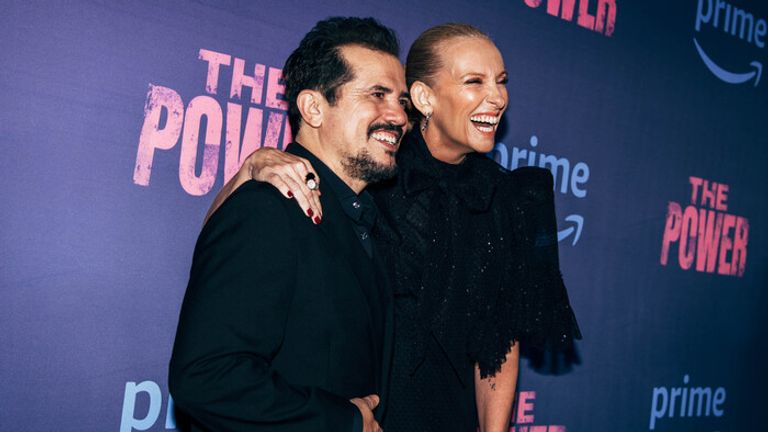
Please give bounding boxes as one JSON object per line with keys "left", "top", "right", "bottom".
{"left": 464, "top": 129, "right": 498, "bottom": 153}
{"left": 468, "top": 139, "right": 496, "bottom": 154}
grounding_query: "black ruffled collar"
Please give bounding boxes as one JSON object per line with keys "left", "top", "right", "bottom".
{"left": 398, "top": 130, "right": 497, "bottom": 212}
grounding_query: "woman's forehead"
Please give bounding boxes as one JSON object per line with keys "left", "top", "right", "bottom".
{"left": 437, "top": 38, "right": 505, "bottom": 75}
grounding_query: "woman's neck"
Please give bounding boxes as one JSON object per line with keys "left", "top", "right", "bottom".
{"left": 421, "top": 126, "right": 470, "bottom": 165}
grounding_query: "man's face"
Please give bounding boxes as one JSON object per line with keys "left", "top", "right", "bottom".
{"left": 320, "top": 45, "right": 409, "bottom": 184}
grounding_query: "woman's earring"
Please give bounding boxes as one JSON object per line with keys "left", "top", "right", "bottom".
{"left": 421, "top": 112, "right": 432, "bottom": 132}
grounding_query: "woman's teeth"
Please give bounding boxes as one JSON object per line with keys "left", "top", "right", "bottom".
{"left": 470, "top": 115, "right": 499, "bottom": 125}
{"left": 470, "top": 115, "right": 498, "bottom": 132}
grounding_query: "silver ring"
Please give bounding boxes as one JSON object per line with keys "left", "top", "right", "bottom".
{"left": 305, "top": 173, "right": 318, "bottom": 191}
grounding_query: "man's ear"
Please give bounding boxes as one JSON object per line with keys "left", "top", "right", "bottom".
{"left": 296, "top": 89, "right": 324, "bottom": 129}
{"left": 409, "top": 81, "right": 435, "bottom": 117}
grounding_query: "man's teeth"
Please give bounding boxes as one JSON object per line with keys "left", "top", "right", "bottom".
{"left": 371, "top": 132, "right": 397, "bottom": 144}
{"left": 470, "top": 115, "right": 499, "bottom": 125}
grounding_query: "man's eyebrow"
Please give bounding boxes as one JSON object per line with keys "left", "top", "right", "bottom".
{"left": 369, "top": 84, "right": 393, "bottom": 93}
{"left": 368, "top": 85, "right": 409, "bottom": 98}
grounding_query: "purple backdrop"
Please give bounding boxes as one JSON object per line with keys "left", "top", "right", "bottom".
{"left": 1, "top": 1, "right": 766, "bottom": 431}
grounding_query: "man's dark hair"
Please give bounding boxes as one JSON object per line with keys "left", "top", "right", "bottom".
{"left": 283, "top": 17, "right": 400, "bottom": 134}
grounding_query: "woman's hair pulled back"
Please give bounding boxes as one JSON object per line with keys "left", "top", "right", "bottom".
{"left": 405, "top": 23, "right": 491, "bottom": 89}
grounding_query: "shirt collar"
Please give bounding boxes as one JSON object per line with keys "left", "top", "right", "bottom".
{"left": 285, "top": 142, "right": 378, "bottom": 229}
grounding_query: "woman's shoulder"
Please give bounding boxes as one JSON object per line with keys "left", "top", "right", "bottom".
{"left": 495, "top": 164, "right": 555, "bottom": 204}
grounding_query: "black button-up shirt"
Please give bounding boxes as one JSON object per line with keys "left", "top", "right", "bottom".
{"left": 292, "top": 143, "right": 378, "bottom": 258}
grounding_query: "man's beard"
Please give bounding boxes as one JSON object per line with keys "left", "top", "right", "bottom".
{"left": 341, "top": 148, "right": 397, "bottom": 184}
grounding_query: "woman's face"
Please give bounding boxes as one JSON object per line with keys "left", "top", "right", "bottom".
{"left": 425, "top": 37, "right": 508, "bottom": 158}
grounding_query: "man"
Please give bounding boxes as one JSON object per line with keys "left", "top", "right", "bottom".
{"left": 169, "top": 17, "right": 409, "bottom": 432}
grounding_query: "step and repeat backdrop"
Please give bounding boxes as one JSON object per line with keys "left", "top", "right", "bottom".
{"left": 2, "top": 0, "right": 766, "bottom": 431}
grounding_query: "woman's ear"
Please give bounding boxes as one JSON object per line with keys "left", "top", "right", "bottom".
{"left": 296, "top": 89, "right": 324, "bottom": 129}
{"left": 409, "top": 81, "right": 435, "bottom": 117}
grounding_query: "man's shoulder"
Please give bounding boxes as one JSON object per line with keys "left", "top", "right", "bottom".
{"left": 226, "top": 180, "right": 287, "bottom": 208}
{"left": 206, "top": 180, "right": 304, "bottom": 229}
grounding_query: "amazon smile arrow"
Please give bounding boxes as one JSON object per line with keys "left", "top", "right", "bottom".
{"left": 694, "top": 38, "right": 762, "bottom": 87}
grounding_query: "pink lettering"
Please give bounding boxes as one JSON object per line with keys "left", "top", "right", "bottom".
{"left": 554, "top": 0, "right": 577, "bottom": 21}
{"left": 179, "top": 96, "right": 222, "bottom": 196}
{"left": 516, "top": 391, "right": 536, "bottom": 424}
{"left": 715, "top": 183, "right": 728, "bottom": 211}
{"left": 510, "top": 425, "right": 566, "bottom": 431}
{"left": 717, "top": 214, "right": 736, "bottom": 275}
{"left": 224, "top": 103, "right": 263, "bottom": 184}
{"left": 134, "top": 85, "right": 184, "bottom": 186}
{"left": 660, "top": 202, "right": 682, "bottom": 266}
{"left": 266, "top": 67, "right": 288, "bottom": 110}
{"left": 526, "top": 0, "right": 616, "bottom": 36}
{"left": 695, "top": 209, "right": 722, "bottom": 273}
{"left": 731, "top": 217, "right": 748, "bottom": 277}
{"left": 262, "top": 111, "right": 286, "bottom": 149}
{"left": 678, "top": 206, "right": 698, "bottom": 270}
{"left": 136, "top": 49, "right": 295, "bottom": 196}
{"left": 230, "top": 58, "right": 266, "bottom": 105}
{"left": 198, "top": 49, "right": 231, "bottom": 95}
{"left": 577, "top": 0, "right": 596, "bottom": 30}
{"left": 700, "top": 180, "right": 717, "bottom": 208}
{"left": 689, "top": 176, "right": 703, "bottom": 205}
{"left": 595, "top": 0, "right": 617, "bottom": 36}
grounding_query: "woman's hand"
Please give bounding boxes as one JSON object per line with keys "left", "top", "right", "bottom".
{"left": 204, "top": 147, "right": 323, "bottom": 224}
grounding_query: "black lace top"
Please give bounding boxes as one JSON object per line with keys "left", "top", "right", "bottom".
{"left": 371, "top": 130, "right": 581, "bottom": 379}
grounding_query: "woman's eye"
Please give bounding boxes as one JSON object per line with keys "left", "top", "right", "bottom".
{"left": 498, "top": 78, "right": 509, "bottom": 85}
{"left": 465, "top": 79, "right": 482, "bottom": 84}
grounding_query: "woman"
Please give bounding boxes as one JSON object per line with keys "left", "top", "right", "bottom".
{"left": 208, "top": 24, "right": 580, "bottom": 432}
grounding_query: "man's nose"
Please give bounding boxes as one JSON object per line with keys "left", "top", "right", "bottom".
{"left": 383, "top": 100, "right": 408, "bottom": 127}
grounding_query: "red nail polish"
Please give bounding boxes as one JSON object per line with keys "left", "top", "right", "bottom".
{"left": 313, "top": 216, "right": 322, "bottom": 225}
{"left": 287, "top": 190, "right": 293, "bottom": 198}
{"left": 307, "top": 208, "right": 314, "bottom": 217}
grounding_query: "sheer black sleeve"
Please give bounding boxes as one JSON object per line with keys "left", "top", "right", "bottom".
{"left": 473, "top": 166, "right": 582, "bottom": 377}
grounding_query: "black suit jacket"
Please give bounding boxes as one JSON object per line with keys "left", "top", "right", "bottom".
{"left": 169, "top": 151, "right": 393, "bottom": 431}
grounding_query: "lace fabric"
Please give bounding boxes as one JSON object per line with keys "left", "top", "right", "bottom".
{"left": 370, "top": 130, "right": 582, "bottom": 430}
{"left": 373, "top": 130, "right": 581, "bottom": 379}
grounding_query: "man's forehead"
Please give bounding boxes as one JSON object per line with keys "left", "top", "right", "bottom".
{"left": 342, "top": 46, "right": 405, "bottom": 87}
{"left": 339, "top": 43, "right": 397, "bottom": 61}
{"left": 339, "top": 45, "right": 404, "bottom": 79}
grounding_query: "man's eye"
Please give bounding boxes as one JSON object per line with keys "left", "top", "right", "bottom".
{"left": 372, "top": 92, "right": 385, "bottom": 98}
{"left": 399, "top": 99, "right": 410, "bottom": 108}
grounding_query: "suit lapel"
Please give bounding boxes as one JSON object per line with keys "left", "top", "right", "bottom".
{"left": 314, "top": 186, "right": 380, "bottom": 371}
{"left": 286, "top": 143, "right": 377, "bottom": 295}
{"left": 315, "top": 186, "right": 377, "bottom": 297}
{"left": 317, "top": 185, "right": 394, "bottom": 415}
{"left": 284, "top": 143, "right": 391, "bottom": 405}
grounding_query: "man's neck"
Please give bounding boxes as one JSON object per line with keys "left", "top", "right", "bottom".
{"left": 295, "top": 133, "right": 367, "bottom": 194}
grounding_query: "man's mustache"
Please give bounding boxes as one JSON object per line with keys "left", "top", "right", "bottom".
{"left": 367, "top": 123, "right": 404, "bottom": 142}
